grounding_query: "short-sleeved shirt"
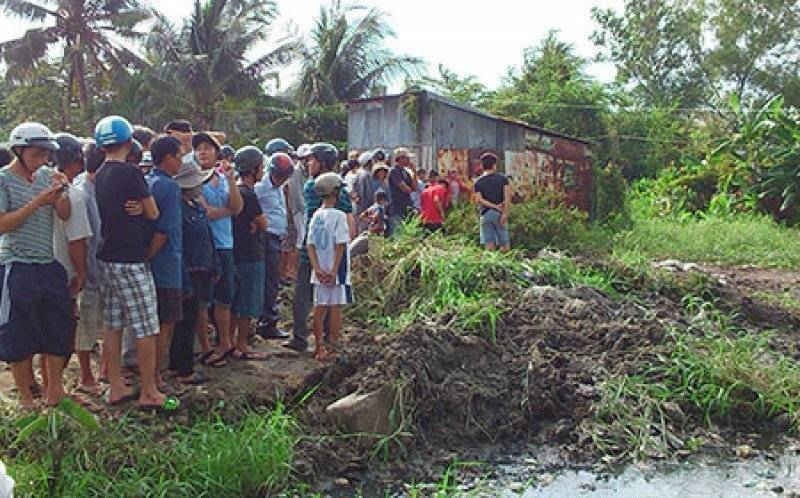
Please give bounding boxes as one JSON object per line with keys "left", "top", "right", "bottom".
{"left": 388, "top": 166, "right": 414, "bottom": 217}
{"left": 147, "top": 169, "right": 182, "bottom": 289}
{"left": 307, "top": 207, "right": 351, "bottom": 285}
{"left": 353, "top": 168, "right": 373, "bottom": 215}
{"left": 202, "top": 173, "right": 234, "bottom": 250}
{"left": 73, "top": 175, "right": 103, "bottom": 290}
{"left": 95, "top": 161, "right": 152, "bottom": 263}
{"left": 300, "top": 179, "right": 352, "bottom": 262}
{"left": 254, "top": 174, "right": 288, "bottom": 237}
{"left": 53, "top": 186, "right": 93, "bottom": 279}
{"left": 474, "top": 172, "right": 510, "bottom": 215}
{"left": 234, "top": 185, "right": 265, "bottom": 263}
{"left": 0, "top": 166, "right": 57, "bottom": 264}
{"left": 182, "top": 198, "right": 216, "bottom": 274}
{"left": 420, "top": 185, "right": 446, "bottom": 225}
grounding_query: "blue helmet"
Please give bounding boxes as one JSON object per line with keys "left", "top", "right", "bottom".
{"left": 264, "top": 138, "right": 294, "bottom": 156}
{"left": 94, "top": 115, "right": 134, "bottom": 147}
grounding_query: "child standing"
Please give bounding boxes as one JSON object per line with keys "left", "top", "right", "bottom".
{"left": 359, "top": 190, "right": 389, "bottom": 236}
{"left": 306, "top": 172, "right": 352, "bottom": 362}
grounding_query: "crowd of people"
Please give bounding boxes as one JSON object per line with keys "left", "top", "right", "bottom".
{"left": 0, "top": 115, "right": 511, "bottom": 413}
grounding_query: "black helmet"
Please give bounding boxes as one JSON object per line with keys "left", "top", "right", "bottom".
{"left": 265, "top": 138, "right": 294, "bottom": 156}
{"left": 53, "top": 133, "right": 85, "bottom": 170}
{"left": 220, "top": 144, "right": 236, "bottom": 161}
{"left": 310, "top": 142, "right": 339, "bottom": 170}
{"left": 234, "top": 146, "right": 264, "bottom": 175}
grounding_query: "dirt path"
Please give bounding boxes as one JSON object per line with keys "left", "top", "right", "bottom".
{"left": 0, "top": 335, "right": 324, "bottom": 410}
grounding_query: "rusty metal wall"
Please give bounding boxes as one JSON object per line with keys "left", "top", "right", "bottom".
{"left": 347, "top": 91, "right": 593, "bottom": 211}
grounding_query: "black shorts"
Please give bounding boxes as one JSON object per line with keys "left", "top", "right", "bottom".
{"left": 156, "top": 288, "right": 183, "bottom": 325}
{"left": 190, "top": 271, "right": 214, "bottom": 307}
{"left": 0, "top": 262, "right": 75, "bottom": 362}
{"left": 213, "top": 250, "right": 235, "bottom": 306}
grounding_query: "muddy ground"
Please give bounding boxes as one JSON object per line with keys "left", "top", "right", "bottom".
{"left": 1, "top": 263, "right": 799, "bottom": 492}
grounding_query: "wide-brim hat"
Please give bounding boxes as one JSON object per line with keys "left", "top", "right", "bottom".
{"left": 192, "top": 131, "right": 221, "bottom": 151}
{"left": 175, "top": 159, "right": 214, "bottom": 189}
{"left": 372, "top": 162, "right": 390, "bottom": 175}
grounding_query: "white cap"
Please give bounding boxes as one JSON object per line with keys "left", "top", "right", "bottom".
{"left": 8, "top": 122, "right": 59, "bottom": 151}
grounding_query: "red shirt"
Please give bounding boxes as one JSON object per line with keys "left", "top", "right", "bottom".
{"left": 420, "top": 185, "right": 446, "bottom": 224}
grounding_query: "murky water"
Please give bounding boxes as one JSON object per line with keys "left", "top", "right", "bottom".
{"left": 487, "top": 451, "right": 800, "bottom": 498}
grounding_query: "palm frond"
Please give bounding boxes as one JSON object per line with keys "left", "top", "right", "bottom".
{"left": 0, "top": 0, "right": 57, "bottom": 22}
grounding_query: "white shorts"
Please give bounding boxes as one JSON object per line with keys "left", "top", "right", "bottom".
{"left": 313, "top": 284, "right": 353, "bottom": 306}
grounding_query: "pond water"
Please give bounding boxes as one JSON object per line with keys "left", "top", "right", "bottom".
{"left": 486, "top": 450, "right": 800, "bottom": 498}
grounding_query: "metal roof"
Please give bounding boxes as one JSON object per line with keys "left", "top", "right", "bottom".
{"left": 347, "top": 90, "right": 593, "bottom": 145}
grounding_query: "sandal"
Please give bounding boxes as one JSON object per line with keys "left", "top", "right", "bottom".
{"left": 232, "top": 350, "right": 268, "bottom": 361}
{"left": 176, "top": 371, "right": 207, "bottom": 385}
{"left": 139, "top": 396, "right": 180, "bottom": 413}
{"left": 202, "top": 348, "right": 233, "bottom": 368}
{"left": 106, "top": 390, "right": 139, "bottom": 406}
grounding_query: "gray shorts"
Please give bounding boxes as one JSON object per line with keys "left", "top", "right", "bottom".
{"left": 480, "top": 209, "right": 510, "bottom": 247}
{"left": 76, "top": 288, "right": 104, "bottom": 351}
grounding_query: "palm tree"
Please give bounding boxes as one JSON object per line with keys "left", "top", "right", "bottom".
{"left": 0, "top": 0, "right": 151, "bottom": 125}
{"left": 140, "top": 0, "right": 300, "bottom": 129}
{"left": 298, "top": 1, "right": 423, "bottom": 106}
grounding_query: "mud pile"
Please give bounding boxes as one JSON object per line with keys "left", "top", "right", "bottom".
{"left": 294, "top": 285, "right": 687, "bottom": 480}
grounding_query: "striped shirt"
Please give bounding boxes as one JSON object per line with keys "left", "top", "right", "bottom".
{"left": 0, "top": 166, "right": 56, "bottom": 264}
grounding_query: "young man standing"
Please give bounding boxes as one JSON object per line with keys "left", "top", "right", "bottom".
{"left": 146, "top": 136, "right": 184, "bottom": 387}
{"left": 0, "top": 123, "right": 72, "bottom": 409}
{"left": 195, "top": 132, "right": 243, "bottom": 367}
{"left": 387, "top": 147, "right": 418, "bottom": 235}
{"left": 254, "top": 149, "right": 295, "bottom": 340}
{"left": 94, "top": 115, "right": 177, "bottom": 411}
{"left": 473, "top": 152, "right": 512, "bottom": 252}
{"left": 286, "top": 143, "right": 355, "bottom": 353}
{"left": 52, "top": 134, "right": 97, "bottom": 393}
{"left": 231, "top": 147, "right": 268, "bottom": 359}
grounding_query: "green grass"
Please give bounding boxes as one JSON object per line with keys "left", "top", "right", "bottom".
{"left": 587, "top": 314, "right": 800, "bottom": 461}
{"left": 1, "top": 404, "right": 297, "bottom": 497}
{"left": 752, "top": 290, "right": 800, "bottom": 312}
{"left": 612, "top": 212, "right": 800, "bottom": 269}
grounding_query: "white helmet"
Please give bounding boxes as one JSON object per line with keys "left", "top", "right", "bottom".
{"left": 8, "top": 122, "right": 59, "bottom": 151}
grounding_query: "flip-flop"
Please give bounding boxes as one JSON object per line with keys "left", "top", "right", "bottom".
{"left": 232, "top": 350, "right": 268, "bottom": 361}
{"left": 176, "top": 371, "right": 207, "bottom": 385}
{"left": 139, "top": 396, "right": 180, "bottom": 413}
{"left": 75, "top": 384, "right": 103, "bottom": 396}
{"left": 106, "top": 390, "right": 139, "bottom": 406}
{"left": 194, "top": 351, "right": 213, "bottom": 363}
{"left": 202, "top": 348, "right": 233, "bottom": 368}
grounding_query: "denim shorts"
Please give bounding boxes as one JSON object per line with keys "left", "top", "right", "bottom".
{"left": 479, "top": 209, "right": 510, "bottom": 247}
{"left": 213, "top": 249, "right": 236, "bottom": 306}
{"left": 0, "top": 262, "right": 75, "bottom": 362}
{"left": 232, "top": 261, "right": 265, "bottom": 319}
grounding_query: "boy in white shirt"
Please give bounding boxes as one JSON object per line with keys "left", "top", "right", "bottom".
{"left": 306, "top": 172, "right": 352, "bottom": 362}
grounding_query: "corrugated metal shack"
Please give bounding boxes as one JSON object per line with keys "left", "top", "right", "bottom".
{"left": 347, "top": 90, "right": 593, "bottom": 211}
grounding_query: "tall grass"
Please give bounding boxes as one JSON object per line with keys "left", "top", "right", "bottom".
{"left": 2, "top": 404, "right": 297, "bottom": 497}
{"left": 613, "top": 212, "right": 800, "bottom": 268}
{"left": 588, "top": 316, "right": 800, "bottom": 461}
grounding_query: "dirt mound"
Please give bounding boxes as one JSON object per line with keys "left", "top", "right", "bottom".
{"left": 293, "top": 286, "right": 685, "bottom": 480}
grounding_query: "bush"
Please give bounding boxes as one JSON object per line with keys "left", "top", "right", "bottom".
{"left": 443, "top": 192, "right": 608, "bottom": 255}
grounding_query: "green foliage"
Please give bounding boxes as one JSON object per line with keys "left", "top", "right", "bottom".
{"left": 410, "top": 64, "right": 488, "bottom": 108}
{"left": 2, "top": 405, "right": 297, "bottom": 497}
{"left": 593, "top": 162, "right": 629, "bottom": 225}
{"left": 298, "top": 3, "right": 423, "bottom": 106}
{"left": 589, "top": 315, "right": 800, "bottom": 461}
{"left": 485, "top": 31, "right": 608, "bottom": 143}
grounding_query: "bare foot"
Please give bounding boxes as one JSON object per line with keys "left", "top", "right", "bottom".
{"left": 108, "top": 386, "right": 136, "bottom": 406}
{"left": 77, "top": 382, "right": 102, "bottom": 396}
{"left": 19, "top": 398, "right": 37, "bottom": 411}
{"left": 314, "top": 347, "right": 331, "bottom": 362}
{"left": 138, "top": 391, "right": 167, "bottom": 408}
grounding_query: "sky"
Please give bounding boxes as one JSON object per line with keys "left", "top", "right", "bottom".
{"left": 0, "top": 0, "right": 625, "bottom": 90}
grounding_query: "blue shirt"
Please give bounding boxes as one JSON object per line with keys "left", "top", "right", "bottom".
{"left": 181, "top": 198, "right": 217, "bottom": 294}
{"left": 254, "top": 174, "right": 288, "bottom": 237}
{"left": 74, "top": 174, "right": 102, "bottom": 290}
{"left": 147, "top": 169, "right": 182, "bottom": 289}
{"left": 202, "top": 173, "right": 234, "bottom": 250}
